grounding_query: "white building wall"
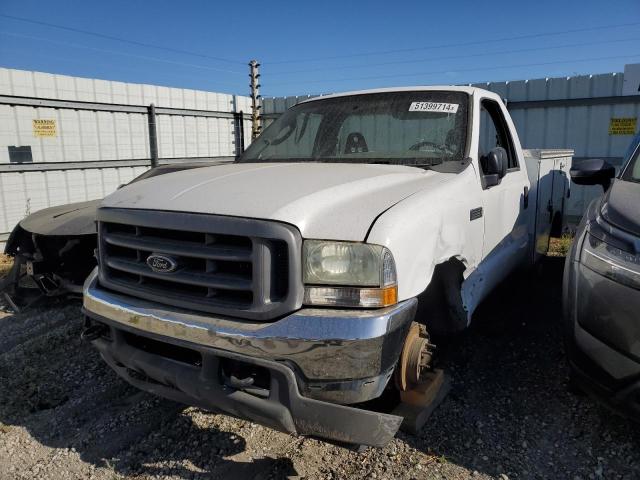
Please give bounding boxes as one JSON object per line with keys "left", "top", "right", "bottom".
{"left": 0, "top": 68, "right": 252, "bottom": 244}
{"left": 0, "top": 166, "right": 149, "bottom": 239}
{"left": 471, "top": 72, "right": 638, "bottom": 162}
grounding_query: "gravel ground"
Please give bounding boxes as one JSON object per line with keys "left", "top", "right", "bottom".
{"left": 0, "top": 257, "right": 638, "bottom": 480}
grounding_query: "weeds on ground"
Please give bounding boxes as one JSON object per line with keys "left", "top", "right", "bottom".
{"left": 0, "top": 254, "right": 13, "bottom": 279}
{"left": 548, "top": 233, "right": 574, "bottom": 257}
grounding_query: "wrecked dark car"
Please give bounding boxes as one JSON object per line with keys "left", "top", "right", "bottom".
{"left": 564, "top": 132, "right": 640, "bottom": 420}
{"left": 1, "top": 161, "right": 227, "bottom": 311}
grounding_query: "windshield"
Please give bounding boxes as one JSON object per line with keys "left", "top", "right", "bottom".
{"left": 621, "top": 132, "right": 640, "bottom": 183}
{"left": 239, "top": 91, "right": 469, "bottom": 169}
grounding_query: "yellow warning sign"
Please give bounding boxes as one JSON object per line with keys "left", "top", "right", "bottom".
{"left": 608, "top": 117, "right": 637, "bottom": 135}
{"left": 33, "top": 119, "right": 57, "bottom": 137}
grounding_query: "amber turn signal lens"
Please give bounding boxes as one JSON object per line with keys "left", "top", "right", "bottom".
{"left": 303, "top": 285, "right": 398, "bottom": 308}
{"left": 379, "top": 285, "right": 398, "bottom": 306}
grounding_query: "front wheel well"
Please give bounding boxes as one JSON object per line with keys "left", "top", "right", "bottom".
{"left": 414, "top": 257, "right": 468, "bottom": 336}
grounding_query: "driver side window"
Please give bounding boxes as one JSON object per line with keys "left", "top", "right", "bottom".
{"left": 478, "top": 100, "right": 518, "bottom": 171}
{"left": 479, "top": 106, "right": 498, "bottom": 161}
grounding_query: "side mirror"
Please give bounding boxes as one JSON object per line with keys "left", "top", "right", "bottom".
{"left": 481, "top": 147, "right": 508, "bottom": 188}
{"left": 570, "top": 158, "right": 615, "bottom": 190}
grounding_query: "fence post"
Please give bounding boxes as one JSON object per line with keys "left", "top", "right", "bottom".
{"left": 238, "top": 110, "right": 245, "bottom": 155}
{"left": 249, "top": 60, "right": 261, "bottom": 139}
{"left": 233, "top": 110, "right": 245, "bottom": 158}
{"left": 147, "top": 103, "right": 159, "bottom": 167}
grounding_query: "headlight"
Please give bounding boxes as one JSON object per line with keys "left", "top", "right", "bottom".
{"left": 581, "top": 233, "right": 640, "bottom": 290}
{"left": 302, "top": 240, "right": 397, "bottom": 307}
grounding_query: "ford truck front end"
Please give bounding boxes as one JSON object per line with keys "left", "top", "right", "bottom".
{"left": 83, "top": 87, "right": 563, "bottom": 446}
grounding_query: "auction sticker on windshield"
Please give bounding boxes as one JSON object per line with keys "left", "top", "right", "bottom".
{"left": 409, "top": 102, "right": 459, "bottom": 113}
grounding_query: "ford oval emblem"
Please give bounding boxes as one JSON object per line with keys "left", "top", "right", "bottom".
{"left": 146, "top": 253, "right": 178, "bottom": 273}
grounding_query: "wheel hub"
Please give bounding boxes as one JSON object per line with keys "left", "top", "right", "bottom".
{"left": 396, "top": 322, "right": 435, "bottom": 391}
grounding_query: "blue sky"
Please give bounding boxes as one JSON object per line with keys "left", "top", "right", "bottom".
{"left": 0, "top": 0, "right": 639, "bottom": 98}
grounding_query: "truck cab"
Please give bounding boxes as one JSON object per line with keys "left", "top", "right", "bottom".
{"left": 82, "top": 87, "right": 560, "bottom": 446}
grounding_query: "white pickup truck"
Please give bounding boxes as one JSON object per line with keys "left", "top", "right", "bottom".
{"left": 82, "top": 87, "right": 571, "bottom": 447}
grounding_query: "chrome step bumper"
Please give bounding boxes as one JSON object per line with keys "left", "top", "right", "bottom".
{"left": 83, "top": 268, "right": 417, "bottom": 404}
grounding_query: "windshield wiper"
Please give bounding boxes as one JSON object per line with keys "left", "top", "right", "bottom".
{"left": 314, "top": 158, "right": 447, "bottom": 166}
{"left": 235, "top": 157, "right": 449, "bottom": 168}
{"left": 408, "top": 158, "right": 444, "bottom": 168}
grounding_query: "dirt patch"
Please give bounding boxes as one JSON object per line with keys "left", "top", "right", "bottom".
{"left": 0, "top": 259, "right": 638, "bottom": 480}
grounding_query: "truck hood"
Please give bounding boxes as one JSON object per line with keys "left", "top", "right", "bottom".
{"left": 101, "top": 162, "right": 451, "bottom": 240}
{"left": 601, "top": 179, "right": 640, "bottom": 237}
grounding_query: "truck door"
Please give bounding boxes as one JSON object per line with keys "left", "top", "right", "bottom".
{"left": 477, "top": 99, "right": 530, "bottom": 267}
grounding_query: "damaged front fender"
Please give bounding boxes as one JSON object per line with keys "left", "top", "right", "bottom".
{"left": 2, "top": 203, "right": 99, "bottom": 310}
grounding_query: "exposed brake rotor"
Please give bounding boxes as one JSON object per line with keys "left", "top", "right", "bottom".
{"left": 395, "top": 322, "right": 435, "bottom": 391}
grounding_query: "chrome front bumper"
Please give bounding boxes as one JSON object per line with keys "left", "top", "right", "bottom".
{"left": 83, "top": 268, "right": 417, "bottom": 404}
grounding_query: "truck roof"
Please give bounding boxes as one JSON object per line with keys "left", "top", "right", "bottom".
{"left": 299, "top": 86, "right": 492, "bottom": 104}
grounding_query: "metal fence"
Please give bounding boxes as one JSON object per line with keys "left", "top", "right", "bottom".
{"left": 3, "top": 66, "right": 639, "bottom": 245}
{"left": 0, "top": 68, "right": 253, "bottom": 245}
{"left": 261, "top": 67, "right": 640, "bottom": 221}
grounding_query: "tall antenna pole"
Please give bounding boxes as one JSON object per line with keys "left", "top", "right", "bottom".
{"left": 249, "top": 60, "right": 261, "bottom": 140}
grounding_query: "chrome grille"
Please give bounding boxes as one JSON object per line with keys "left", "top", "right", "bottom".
{"left": 97, "top": 208, "right": 302, "bottom": 321}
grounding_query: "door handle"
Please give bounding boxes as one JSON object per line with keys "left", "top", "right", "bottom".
{"left": 523, "top": 186, "right": 529, "bottom": 209}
